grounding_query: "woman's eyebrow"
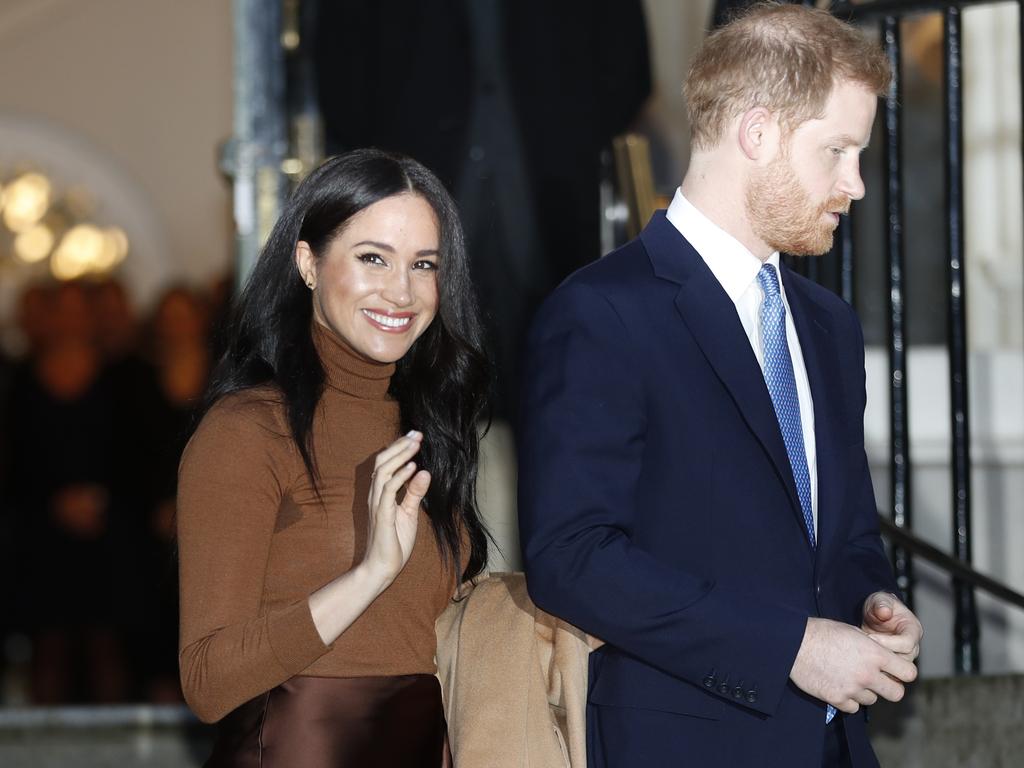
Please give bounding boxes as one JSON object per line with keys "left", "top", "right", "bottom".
{"left": 352, "top": 240, "right": 395, "bottom": 251}
{"left": 352, "top": 240, "right": 438, "bottom": 257}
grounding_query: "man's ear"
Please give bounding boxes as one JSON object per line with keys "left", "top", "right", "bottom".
{"left": 295, "top": 241, "right": 317, "bottom": 289}
{"left": 738, "top": 106, "right": 776, "bottom": 161}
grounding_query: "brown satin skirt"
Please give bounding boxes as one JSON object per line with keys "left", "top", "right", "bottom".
{"left": 206, "top": 674, "right": 452, "bottom": 768}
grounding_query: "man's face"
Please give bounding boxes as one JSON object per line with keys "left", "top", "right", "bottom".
{"left": 747, "top": 80, "right": 878, "bottom": 256}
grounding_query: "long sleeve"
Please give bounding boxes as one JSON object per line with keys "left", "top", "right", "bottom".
{"left": 177, "top": 393, "right": 329, "bottom": 723}
{"left": 832, "top": 307, "right": 898, "bottom": 622}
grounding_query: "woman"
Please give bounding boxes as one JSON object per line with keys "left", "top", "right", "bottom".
{"left": 177, "top": 149, "right": 490, "bottom": 767}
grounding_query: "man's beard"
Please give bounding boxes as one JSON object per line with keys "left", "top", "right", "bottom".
{"left": 746, "top": 155, "right": 849, "bottom": 257}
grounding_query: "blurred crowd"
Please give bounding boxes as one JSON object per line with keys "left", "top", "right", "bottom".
{"left": 0, "top": 277, "right": 229, "bottom": 705}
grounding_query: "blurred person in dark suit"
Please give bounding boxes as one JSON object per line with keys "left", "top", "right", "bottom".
{"left": 0, "top": 286, "right": 58, "bottom": 697}
{"left": 6, "top": 281, "right": 127, "bottom": 703}
{"left": 313, "top": 0, "right": 651, "bottom": 423}
{"left": 1, "top": 285, "right": 55, "bottom": 654}
{"left": 132, "top": 286, "right": 211, "bottom": 702}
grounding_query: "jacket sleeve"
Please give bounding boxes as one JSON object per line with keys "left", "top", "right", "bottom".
{"left": 518, "top": 281, "right": 807, "bottom": 717}
{"left": 832, "top": 305, "right": 898, "bottom": 623}
{"left": 177, "top": 396, "right": 329, "bottom": 723}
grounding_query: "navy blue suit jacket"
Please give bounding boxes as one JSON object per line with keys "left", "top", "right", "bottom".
{"left": 518, "top": 212, "right": 896, "bottom": 767}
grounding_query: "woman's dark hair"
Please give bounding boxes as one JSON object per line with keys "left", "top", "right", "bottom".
{"left": 200, "top": 149, "right": 490, "bottom": 582}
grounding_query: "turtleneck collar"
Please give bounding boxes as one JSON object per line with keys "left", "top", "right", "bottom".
{"left": 312, "top": 321, "right": 395, "bottom": 400}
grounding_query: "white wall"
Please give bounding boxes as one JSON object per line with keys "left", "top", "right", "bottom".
{"left": 964, "top": 3, "right": 1024, "bottom": 350}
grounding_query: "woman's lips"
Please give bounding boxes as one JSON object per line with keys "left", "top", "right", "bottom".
{"left": 362, "top": 308, "right": 414, "bottom": 332}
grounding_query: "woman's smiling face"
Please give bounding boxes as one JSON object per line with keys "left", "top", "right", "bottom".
{"left": 297, "top": 192, "right": 441, "bottom": 363}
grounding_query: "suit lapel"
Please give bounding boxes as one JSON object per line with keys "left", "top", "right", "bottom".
{"left": 781, "top": 266, "right": 846, "bottom": 563}
{"left": 641, "top": 213, "right": 804, "bottom": 530}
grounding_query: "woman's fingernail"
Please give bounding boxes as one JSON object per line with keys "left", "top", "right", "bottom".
{"left": 406, "top": 430, "right": 421, "bottom": 439}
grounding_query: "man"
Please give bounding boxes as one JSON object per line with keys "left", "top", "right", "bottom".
{"left": 518, "top": 4, "right": 923, "bottom": 767}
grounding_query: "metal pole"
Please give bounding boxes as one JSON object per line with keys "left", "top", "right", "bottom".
{"left": 223, "top": 0, "right": 288, "bottom": 288}
{"left": 883, "top": 16, "right": 915, "bottom": 610}
{"left": 943, "top": 4, "right": 980, "bottom": 674}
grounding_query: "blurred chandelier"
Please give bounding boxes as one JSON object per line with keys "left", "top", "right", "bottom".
{"left": 0, "top": 169, "right": 129, "bottom": 280}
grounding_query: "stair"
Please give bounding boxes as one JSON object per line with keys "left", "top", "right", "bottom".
{"left": 0, "top": 705, "right": 212, "bottom": 768}
{"left": 0, "top": 676, "right": 1020, "bottom": 767}
{"left": 871, "top": 674, "right": 1024, "bottom": 767}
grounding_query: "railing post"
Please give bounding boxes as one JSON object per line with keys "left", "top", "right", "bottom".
{"left": 943, "top": 4, "right": 980, "bottom": 674}
{"left": 883, "top": 15, "right": 915, "bottom": 610}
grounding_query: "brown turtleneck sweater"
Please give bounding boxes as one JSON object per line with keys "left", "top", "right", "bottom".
{"left": 177, "top": 323, "right": 455, "bottom": 723}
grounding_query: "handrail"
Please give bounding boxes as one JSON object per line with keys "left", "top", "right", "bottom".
{"left": 877, "top": 513, "right": 1024, "bottom": 611}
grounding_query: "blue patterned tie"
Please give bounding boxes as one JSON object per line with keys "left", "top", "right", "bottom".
{"left": 757, "top": 264, "right": 836, "bottom": 724}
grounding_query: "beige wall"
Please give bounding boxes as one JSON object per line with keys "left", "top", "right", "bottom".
{"left": 0, "top": 0, "right": 232, "bottom": 318}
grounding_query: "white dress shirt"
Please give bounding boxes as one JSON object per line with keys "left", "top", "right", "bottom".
{"left": 666, "top": 189, "right": 819, "bottom": 534}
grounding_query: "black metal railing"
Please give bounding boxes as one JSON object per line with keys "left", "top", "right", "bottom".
{"left": 942, "top": 3, "right": 981, "bottom": 677}
{"left": 882, "top": 13, "right": 914, "bottom": 616}
{"left": 824, "top": 0, "right": 1024, "bottom": 674}
{"left": 877, "top": 512, "right": 1024, "bottom": 612}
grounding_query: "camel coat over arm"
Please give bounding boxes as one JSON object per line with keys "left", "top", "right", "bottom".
{"left": 435, "top": 572, "right": 600, "bottom": 768}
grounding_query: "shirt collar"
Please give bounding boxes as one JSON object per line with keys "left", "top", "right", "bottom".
{"left": 665, "top": 188, "right": 780, "bottom": 302}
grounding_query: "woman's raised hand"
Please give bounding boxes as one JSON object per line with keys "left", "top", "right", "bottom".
{"left": 363, "top": 430, "right": 431, "bottom": 585}
{"left": 307, "top": 430, "right": 431, "bottom": 645}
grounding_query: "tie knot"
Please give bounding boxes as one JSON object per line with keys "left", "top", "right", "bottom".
{"left": 757, "top": 263, "right": 781, "bottom": 299}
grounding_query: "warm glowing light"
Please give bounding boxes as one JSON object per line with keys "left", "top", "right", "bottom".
{"left": 13, "top": 223, "right": 55, "bottom": 263}
{"left": 281, "top": 29, "right": 300, "bottom": 50}
{"left": 51, "top": 223, "right": 104, "bottom": 279}
{"left": 104, "top": 226, "right": 129, "bottom": 265}
{"left": 51, "top": 248, "right": 86, "bottom": 280}
{"left": 2, "top": 173, "right": 51, "bottom": 232}
{"left": 2, "top": 172, "right": 130, "bottom": 277}
{"left": 95, "top": 232, "right": 114, "bottom": 269}
{"left": 50, "top": 249, "right": 88, "bottom": 279}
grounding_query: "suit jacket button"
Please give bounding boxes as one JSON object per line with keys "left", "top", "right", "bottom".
{"left": 717, "top": 682, "right": 730, "bottom": 695}
{"left": 746, "top": 690, "right": 758, "bottom": 704}
{"left": 703, "top": 675, "right": 716, "bottom": 689}
{"left": 732, "top": 686, "right": 745, "bottom": 700}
